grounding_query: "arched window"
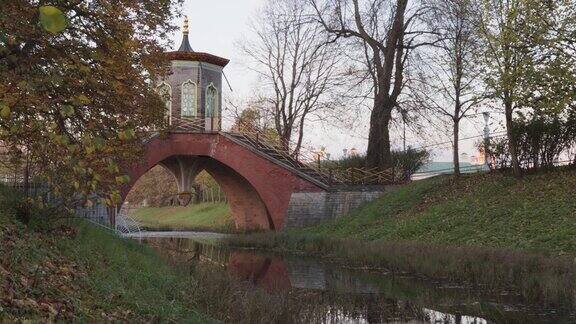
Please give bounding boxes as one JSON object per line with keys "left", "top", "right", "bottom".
{"left": 205, "top": 84, "right": 218, "bottom": 118}
{"left": 181, "top": 80, "right": 197, "bottom": 117}
{"left": 156, "top": 82, "right": 172, "bottom": 124}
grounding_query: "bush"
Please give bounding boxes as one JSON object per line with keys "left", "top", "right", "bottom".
{"left": 484, "top": 112, "right": 576, "bottom": 170}
{"left": 391, "top": 148, "right": 430, "bottom": 182}
{"left": 321, "top": 148, "right": 430, "bottom": 183}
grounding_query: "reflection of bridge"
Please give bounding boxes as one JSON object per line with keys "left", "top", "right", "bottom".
{"left": 147, "top": 238, "right": 499, "bottom": 323}
{"left": 117, "top": 22, "right": 387, "bottom": 231}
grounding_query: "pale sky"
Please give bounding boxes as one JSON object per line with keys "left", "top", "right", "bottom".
{"left": 168, "top": 0, "right": 500, "bottom": 163}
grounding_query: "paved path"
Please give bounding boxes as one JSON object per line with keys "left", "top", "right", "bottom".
{"left": 123, "top": 231, "right": 231, "bottom": 240}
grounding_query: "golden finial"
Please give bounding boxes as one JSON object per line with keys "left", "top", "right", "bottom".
{"left": 183, "top": 16, "right": 189, "bottom": 34}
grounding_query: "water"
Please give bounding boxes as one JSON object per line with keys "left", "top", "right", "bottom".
{"left": 136, "top": 234, "right": 575, "bottom": 324}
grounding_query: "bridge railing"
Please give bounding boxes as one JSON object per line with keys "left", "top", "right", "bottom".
{"left": 170, "top": 116, "right": 206, "bottom": 132}
{"left": 140, "top": 115, "right": 395, "bottom": 186}
{"left": 221, "top": 116, "right": 393, "bottom": 185}
{"left": 115, "top": 209, "right": 142, "bottom": 235}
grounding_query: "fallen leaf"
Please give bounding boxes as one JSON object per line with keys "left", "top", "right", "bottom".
{"left": 40, "top": 302, "right": 58, "bottom": 316}
{"left": 12, "top": 298, "right": 39, "bottom": 309}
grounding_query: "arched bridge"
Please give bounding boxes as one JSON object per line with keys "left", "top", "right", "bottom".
{"left": 119, "top": 131, "right": 387, "bottom": 231}
{"left": 122, "top": 131, "right": 323, "bottom": 230}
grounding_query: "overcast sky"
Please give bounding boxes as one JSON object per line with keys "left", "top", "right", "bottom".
{"left": 168, "top": 0, "right": 500, "bottom": 163}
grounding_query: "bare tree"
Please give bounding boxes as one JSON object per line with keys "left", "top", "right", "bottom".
{"left": 310, "top": 0, "right": 435, "bottom": 170}
{"left": 240, "top": 0, "right": 344, "bottom": 156}
{"left": 412, "top": 0, "right": 485, "bottom": 176}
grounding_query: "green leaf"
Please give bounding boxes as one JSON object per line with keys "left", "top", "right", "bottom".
{"left": 107, "top": 162, "right": 119, "bottom": 173}
{"left": 0, "top": 103, "right": 10, "bottom": 119}
{"left": 39, "top": 6, "right": 68, "bottom": 34}
{"left": 77, "top": 94, "right": 91, "bottom": 105}
{"left": 61, "top": 104, "right": 74, "bottom": 117}
{"left": 118, "top": 129, "right": 135, "bottom": 141}
{"left": 125, "top": 129, "right": 136, "bottom": 140}
{"left": 115, "top": 175, "right": 131, "bottom": 184}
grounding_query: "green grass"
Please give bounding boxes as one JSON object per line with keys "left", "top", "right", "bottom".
{"left": 0, "top": 186, "right": 208, "bottom": 322}
{"left": 132, "top": 203, "right": 233, "bottom": 232}
{"left": 293, "top": 168, "right": 576, "bottom": 254}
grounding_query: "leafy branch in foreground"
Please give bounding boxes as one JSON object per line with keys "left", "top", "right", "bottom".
{"left": 0, "top": 0, "right": 182, "bottom": 208}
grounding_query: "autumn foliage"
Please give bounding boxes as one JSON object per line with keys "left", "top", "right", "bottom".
{"left": 0, "top": 0, "right": 182, "bottom": 206}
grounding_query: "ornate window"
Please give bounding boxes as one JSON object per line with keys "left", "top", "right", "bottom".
{"left": 205, "top": 83, "right": 218, "bottom": 118}
{"left": 156, "top": 82, "right": 172, "bottom": 124}
{"left": 181, "top": 80, "right": 197, "bottom": 117}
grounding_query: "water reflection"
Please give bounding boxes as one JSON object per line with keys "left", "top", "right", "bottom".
{"left": 141, "top": 236, "right": 574, "bottom": 324}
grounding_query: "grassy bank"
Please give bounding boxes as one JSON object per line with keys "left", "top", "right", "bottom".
{"left": 131, "top": 202, "right": 233, "bottom": 232}
{"left": 0, "top": 186, "right": 208, "bottom": 322}
{"left": 0, "top": 187, "right": 320, "bottom": 323}
{"left": 226, "top": 169, "right": 576, "bottom": 307}
{"left": 303, "top": 168, "right": 576, "bottom": 254}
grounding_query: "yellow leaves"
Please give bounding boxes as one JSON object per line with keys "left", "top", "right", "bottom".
{"left": 115, "top": 175, "right": 131, "bottom": 185}
{"left": 78, "top": 65, "right": 91, "bottom": 74}
{"left": 108, "top": 190, "right": 122, "bottom": 205}
{"left": 0, "top": 102, "right": 10, "bottom": 119}
{"left": 117, "top": 129, "right": 135, "bottom": 141}
{"left": 77, "top": 94, "right": 91, "bottom": 105}
{"left": 107, "top": 161, "right": 120, "bottom": 174}
{"left": 56, "top": 135, "right": 69, "bottom": 146}
{"left": 16, "top": 80, "right": 27, "bottom": 89}
{"left": 39, "top": 6, "right": 68, "bottom": 34}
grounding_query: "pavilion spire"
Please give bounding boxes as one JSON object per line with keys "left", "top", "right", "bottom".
{"left": 177, "top": 16, "right": 194, "bottom": 52}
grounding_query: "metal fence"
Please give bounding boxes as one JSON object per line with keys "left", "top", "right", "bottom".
{"left": 0, "top": 177, "right": 142, "bottom": 236}
{"left": 198, "top": 187, "right": 226, "bottom": 204}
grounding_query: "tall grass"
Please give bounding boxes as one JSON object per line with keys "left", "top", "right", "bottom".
{"left": 226, "top": 232, "right": 576, "bottom": 308}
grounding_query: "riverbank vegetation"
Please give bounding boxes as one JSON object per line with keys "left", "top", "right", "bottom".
{"left": 131, "top": 203, "right": 232, "bottom": 232}
{"left": 0, "top": 186, "right": 207, "bottom": 322}
{"left": 227, "top": 169, "right": 576, "bottom": 307}
{"left": 0, "top": 185, "right": 351, "bottom": 323}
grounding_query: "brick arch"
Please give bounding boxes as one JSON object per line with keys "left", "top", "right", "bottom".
{"left": 120, "top": 133, "right": 322, "bottom": 230}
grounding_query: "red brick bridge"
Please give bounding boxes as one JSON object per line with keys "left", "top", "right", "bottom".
{"left": 121, "top": 131, "right": 330, "bottom": 230}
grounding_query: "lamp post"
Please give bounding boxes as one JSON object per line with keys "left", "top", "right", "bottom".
{"left": 483, "top": 112, "right": 490, "bottom": 170}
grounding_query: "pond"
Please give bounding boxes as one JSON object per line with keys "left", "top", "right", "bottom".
{"left": 134, "top": 233, "right": 575, "bottom": 323}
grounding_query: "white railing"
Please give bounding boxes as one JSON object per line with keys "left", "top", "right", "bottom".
{"left": 114, "top": 207, "right": 142, "bottom": 235}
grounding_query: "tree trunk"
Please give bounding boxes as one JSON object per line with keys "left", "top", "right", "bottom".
{"left": 23, "top": 158, "right": 30, "bottom": 198}
{"left": 366, "top": 98, "right": 393, "bottom": 171}
{"left": 505, "top": 102, "right": 522, "bottom": 177}
{"left": 293, "top": 116, "right": 306, "bottom": 158}
{"left": 453, "top": 119, "right": 461, "bottom": 177}
{"left": 279, "top": 128, "right": 292, "bottom": 153}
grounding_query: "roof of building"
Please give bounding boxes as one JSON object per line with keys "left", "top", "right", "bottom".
{"left": 167, "top": 16, "right": 229, "bottom": 68}
{"left": 165, "top": 51, "right": 230, "bottom": 67}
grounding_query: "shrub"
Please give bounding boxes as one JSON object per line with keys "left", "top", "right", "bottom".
{"left": 484, "top": 112, "right": 576, "bottom": 170}
{"left": 321, "top": 148, "right": 430, "bottom": 183}
{"left": 391, "top": 148, "right": 430, "bottom": 182}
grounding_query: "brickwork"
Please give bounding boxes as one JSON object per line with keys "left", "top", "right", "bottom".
{"left": 122, "top": 133, "right": 323, "bottom": 231}
{"left": 284, "top": 189, "right": 390, "bottom": 228}
{"left": 122, "top": 132, "right": 399, "bottom": 231}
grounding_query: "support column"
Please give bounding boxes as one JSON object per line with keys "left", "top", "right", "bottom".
{"left": 159, "top": 156, "right": 204, "bottom": 206}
